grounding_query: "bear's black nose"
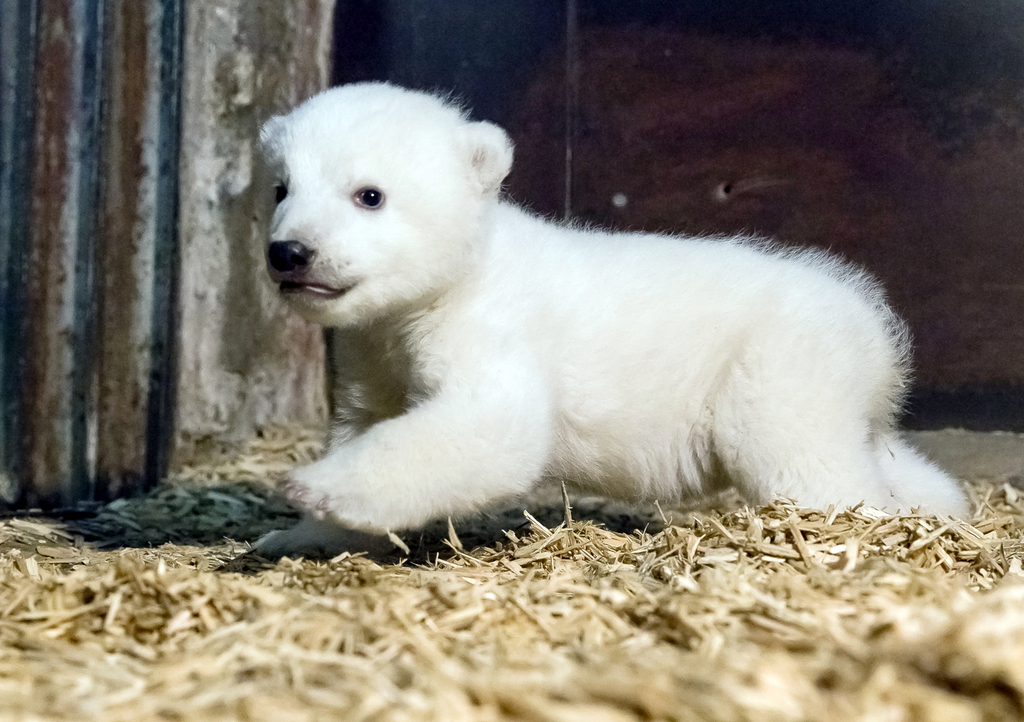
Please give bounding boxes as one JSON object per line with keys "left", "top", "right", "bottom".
{"left": 268, "top": 240, "right": 314, "bottom": 273}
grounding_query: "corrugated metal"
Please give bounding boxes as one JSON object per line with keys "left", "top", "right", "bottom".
{"left": 93, "top": 0, "right": 183, "bottom": 500}
{"left": 94, "top": 0, "right": 154, "bottom": 499}
{"left": 0, "top": 0, "right": 39, "bottom": 504}
{"left": 145, "top": 0, "right": 184, "bottom": 492}
{"left": 23, "top": 0, "right": 104, "bottom": 506}
{"left": 1, "top": 0, "right": 330, "bottom": 507}
{"left": 0, "top": 1, "right": 184, "bottom": 507}
{"left": 0, "top": 0, "right": 329, "bottom": 507}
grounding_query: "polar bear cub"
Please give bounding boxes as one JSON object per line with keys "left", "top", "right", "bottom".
{"left": 256, "top": 82, "right": 967, "bottom": 554}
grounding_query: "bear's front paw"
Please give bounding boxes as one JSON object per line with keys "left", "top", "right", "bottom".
{"left": 281, "top": 479, "right": 332, "bottom": 518}
{"left": 280, "top": 464, "right": 339, "bottom": 519}
{"left": 275, "top": 454, "right": 398, "bottom": 530}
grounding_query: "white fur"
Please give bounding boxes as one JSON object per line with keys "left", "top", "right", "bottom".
{"left": 255, "top": 82, "right": 968, "bottom": 552}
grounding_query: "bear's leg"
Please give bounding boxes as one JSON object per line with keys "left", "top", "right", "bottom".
{"left": 279, "top": 359, "right": 553, "bottom": 532}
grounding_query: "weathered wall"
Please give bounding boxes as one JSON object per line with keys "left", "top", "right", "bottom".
{"left": 174, "top": 1, "right": 335, "bottom": 458}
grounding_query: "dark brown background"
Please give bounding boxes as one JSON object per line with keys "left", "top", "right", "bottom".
{"left": 335, "top": 0, "right": 1024, "bottom": 428}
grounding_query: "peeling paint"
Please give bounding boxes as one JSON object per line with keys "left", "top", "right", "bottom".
{"left": 173, "top": 0, "right": 334, "bottom": 453}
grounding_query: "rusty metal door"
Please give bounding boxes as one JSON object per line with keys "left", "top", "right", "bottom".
{"left": 0, "top": 0, "right": 184, "bottom": 508}
{"left": 1, "top": 0, "right": 334, "bottom": 509}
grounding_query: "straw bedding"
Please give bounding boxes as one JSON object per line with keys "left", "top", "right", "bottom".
{"left": 2, "top": 427, "right": 1024, "bottom": 721}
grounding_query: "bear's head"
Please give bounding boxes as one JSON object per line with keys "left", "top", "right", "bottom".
{"left": 260, "top": 82, "right": 513, "bottom": 327}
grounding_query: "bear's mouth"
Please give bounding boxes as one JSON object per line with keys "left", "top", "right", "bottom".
{"left": 279, "top": 281, "right": 349, "bottom": 300}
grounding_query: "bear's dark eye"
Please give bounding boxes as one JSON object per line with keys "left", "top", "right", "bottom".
{"left": 354, "top": 187, "right": 384, "bottom": 209}
{"left": 275, "top": 183, "right": 288, "bottom": 204}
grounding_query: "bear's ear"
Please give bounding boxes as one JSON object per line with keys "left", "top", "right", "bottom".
{"left": 463, "top": 121, "right": 513, "bottom": 195}
{"left": 259, "top": 115, "right": 288, "bottom": 161}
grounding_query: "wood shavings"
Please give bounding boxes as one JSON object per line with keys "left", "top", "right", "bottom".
{"left": 0, "top": 426, "right": 1023, "bottom": 720}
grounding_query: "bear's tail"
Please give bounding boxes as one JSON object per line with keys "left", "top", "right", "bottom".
{"left": 874, "top": 436, "right": 971, "bottom": 518}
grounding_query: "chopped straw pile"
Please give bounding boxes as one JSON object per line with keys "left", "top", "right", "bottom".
{"left": 3, "top": 428, "right": 1024, "bottom": 721}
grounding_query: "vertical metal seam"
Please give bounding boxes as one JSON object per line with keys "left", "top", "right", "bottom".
{"left": 68, "top": 0, "right": 106, "bottom": 504}
{"left": 144, "top": 0, "right": 184, "bottom": 489}
{"left": 0, "top": 0, "right": 40, "bottom": 502}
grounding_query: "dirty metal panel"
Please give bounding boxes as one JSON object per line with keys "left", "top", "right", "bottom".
{"left": 8, "top": 0, "right": 184, "bottom": 506}
{"left": 144, "top": 0, "right": 184, "bottom": 489}
{"left": 83, "top": 0, "right": 184, "bottom": 500}
{"left": 0, "top": 0, "right": 39, "bottom": 504}
{"left": 23, "top": 0, "right": 104, "bottom": 506}
{"left": 6, "top": 0, "right": 335, "bottom": 505}
{"left": 95, "top": 0, "right": 163, "bottom": 500}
